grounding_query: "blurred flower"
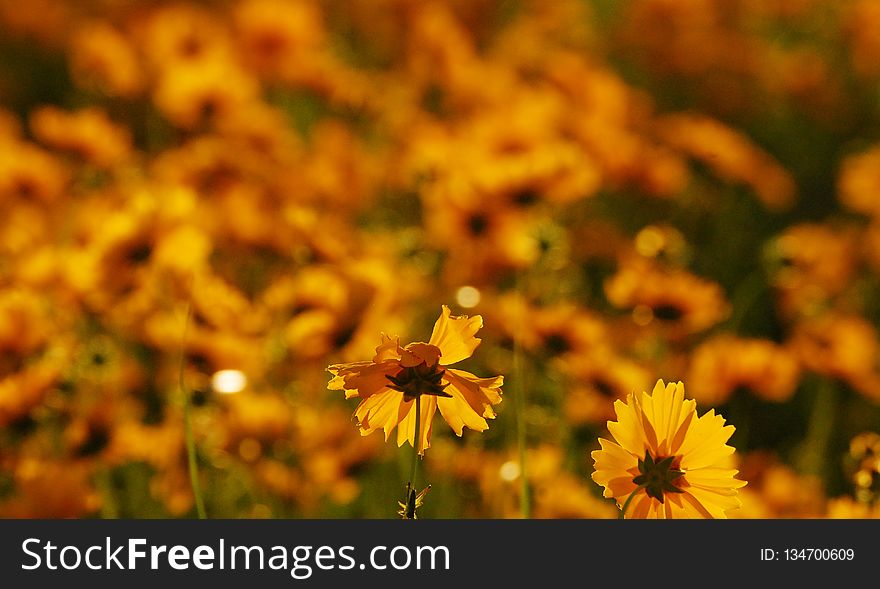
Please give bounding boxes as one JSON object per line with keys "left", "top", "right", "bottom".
{"left": 30, "top": 106, "right": 133, "bottom": 169}
{"left": 592, "top": 379, "right": 746, "bottom": 518}
{"left": 328, "top": 305, "right": 503, "bottom": 455}
{"left": 492, "top": 295, "right": 609, "bottom": 363}
{"left": 564, "top": 351, "right": 652, "bottom": 425}
{"left": 605, "top": 257, "right": 730, "bottom": 337}
{"left": 0, "top": 0, "right": 69, "bottom": 47}
{"left": 826, "top": 497, "right": 880, "bottom": 518}
{"left": 790, "top": 314, "right": 880, "bottom": 401}
{"left": 838, "top": 145, "right": 880, "bottom": 218}
{"left": 733, "top": 452, "right": 825, "bottom": 518}
{"left": 138, "top": 3, "right": 232, "bottom": 70}
{"left": 845, "top": 0, "right": 880, "bottom": 78}
{"left": 421, "top": 181, "right": 541, "bottom": 282}
{"left": 234, "top": 0, "right": 325, "bottom": 80}
{"left": 0, "top": 290, "right": 67, "bottom": 426}
{"left": 0, "top": 139, "right": 68, "bottom": 203}
{"left": 69, "top": 21, "right": 144, "bottom": 97}
{"left": 655, "top": 113, "right": 796, "bottom": 210}
{"left": 153, "top": 57, "right": 261, "bottom": 129}
{"left": 687, "top": 336, "right": 801, "bottom": 405}
{"left": 633, "top": 224, "right": 690, "bottom": 265}
{"left": 0, "top": 458, "right": 100, "bottom": 518}
{"left": 527, "top": 445, "right": 617, "bottom": 519}
{"left": 848, "top": 432, "right": 880, "bottom": 504}
{"left": 766, "top": 223, "right": 858, "bottom": 318}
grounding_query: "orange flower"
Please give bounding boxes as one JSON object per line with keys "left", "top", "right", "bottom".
{"left": 30, "top": 106, "right": 132, "bottom": 169}
{"left": 687, "top": 336, "right": 801, "bottom": 405}
{"left": 69, "top": 21, "right": 145, "bottom": 98}
{"left": 328, "top": 306, "right": 503, "bottom": 455}
{"left": 591, "top": 380, "right": 746, "bottom": 518}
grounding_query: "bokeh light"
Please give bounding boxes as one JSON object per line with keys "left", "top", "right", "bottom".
{"left": 455, "top": 286, "right": 481, "bottom": 309}
{"left": 212, "top": 370, "right": 247, "bottom": 395}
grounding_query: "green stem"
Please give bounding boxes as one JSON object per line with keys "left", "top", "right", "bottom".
{"left": 797, "top": 377, "right": 839, "bottom": 482}
{"left": 512, "top": 327, "right": 532, "bottom": 520}
{"left": 511, "top": 268, "right": 531, "bottom": 519}
{"left": 726, "top": 269, "right": 766, "bottom": 333}
{"left": 409, "top": 395, "right": 421, "bottom": 488}
{"left": 180, "top": 303, "right": 207, "bottom": 520}
{"left": 96, "top": 469, "right": 119, "bottom": 519}
{"left": 618, "top": 485, "right": 643, "bottom": 520}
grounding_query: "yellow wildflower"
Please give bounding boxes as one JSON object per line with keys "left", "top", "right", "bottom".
{"left": 592, "top": 379, "right": 746, "bottom": 518}
{"left": 328, "top": 306, "right": 503, "bottom": 455}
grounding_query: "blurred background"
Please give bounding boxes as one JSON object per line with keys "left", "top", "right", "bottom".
{"left": 1, "top": 0, "right": 880, "bottom": 518}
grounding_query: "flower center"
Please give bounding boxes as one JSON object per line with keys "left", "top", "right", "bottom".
{"left": 386, "top": 362, "right": 450, "bottom": 401}
{"left": 652, "top": 303, "right": 684, "bottom": 322}
{"left": 632, "top": 452, "right": 685, "bottom": 503}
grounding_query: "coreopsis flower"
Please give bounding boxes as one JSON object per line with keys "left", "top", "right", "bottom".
{"left": 591, "top": 379, "right": 746, "bottom": 518}
{"left": 69, "top": 21, "right": 145, "bottom": 98}
{"left": 563, "top": 351, "right": 652, "bottom": 425}
{"left": 790, "top": 313, "right": 880, "bottom": 401}
{"left": 655, "top": 113, "right": 796, "bottom": 210}
{"left": 328, "top": 305, "right": 503, "bottom": 455}
{"left": 30, "top": 106, "right": 133, "bottom": 169}
{"left": 604, "top": 257, "right": 730, "bottom": 337}
{"left": 0, "top": 139, "right": 68, "bottom": 203}
{"left": 826, "top": 497, "right": 880, "bottom": 519}
{"left": 767, "top": 223, "right": 858, "bottom": 317}
{"left": 686, "top": 336, "right": 801, "bottom": 405}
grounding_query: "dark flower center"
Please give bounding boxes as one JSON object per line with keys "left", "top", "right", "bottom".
{"left": 512, "top": 189, "right": 540, "bottom": 207}
{"left": 332, "top": 324, "right": 357, "bottom": 349}
{"left": 652, "top": 303, "right": 684, "bottom": 322}
{"left": 125, "top": 242, "right": 153, "bottom": 264}
{"left": 592, "top": 377, "right": 616, "bottom": 397}
{"left": 387, "top": 362, "right": 450, "bottom": 401}
{"left": 467, "top": 214, "right": 490, "bottom": 236}
{"left": 632, "top": 452, "right": 685, "bottom": 503}
{"left": 544, "top": 332, "right": 572, "bottom": 355}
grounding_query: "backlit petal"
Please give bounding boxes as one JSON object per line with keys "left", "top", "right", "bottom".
{"left": 428, "top": 305, "right": 483, "bottom": 365}
{"left": 328, "top": 359, "right": 400, "bottom": 400}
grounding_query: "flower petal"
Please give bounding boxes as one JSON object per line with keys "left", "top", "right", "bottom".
{"left": 436, "top": 369, "right": 503, "bottom": 435}
{"left": 429, "top": 305, "right": 483, "bottom": 365}
{"left": 372, "top": 334, "right": 402, "bottom": 362}
{"left": 328, "top": 359, "right": 400, "bottom": 400}
{"left": 678, "top": 409, "right": 737, "bottom": 470}
{"left": 354, "top": 388, "right": 405, "bottom": 441}
{"left": 401, "top": 342, "right": 442, "bottom": 367}
{"left": 395, "top": 396, "right": 438, "bottom": 455}
{"left": 607, "top": 396, "right": 649, "bottom": 457}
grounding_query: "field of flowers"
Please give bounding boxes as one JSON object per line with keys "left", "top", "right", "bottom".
{"left": 1, "top": 0, "right": 879, "bottom": 519}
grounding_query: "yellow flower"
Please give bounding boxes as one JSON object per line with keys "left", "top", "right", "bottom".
{"left": 328, "top": 306, "right": 503, "bottom": 455}
{"left": 605, "top": 257, "right": 731, "bottom": 337}
{"left": 687, "top": 336, "right": 801, "bottom": 405}
{"left": 591, "top": 379, "right": 746, "bottom": 518}
{"left": 30, "top": 106, "right": 132, "bottom": 169}
{"left": 69, "top": 21, "right": 145, "bottom": 98}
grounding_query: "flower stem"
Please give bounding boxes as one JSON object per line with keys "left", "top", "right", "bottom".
{"left": 512, "top": 272, "right": 531, "bottom": 518}
{"left": 179, "top": 302, "right": 207, "bottom": 520}
{"left": 514, "top": 354, "right": 531, "bottom": 519}
{"left": 797, "top": 377, "right": 839, "bottom": 481}
{"left": 618, "top": 486, "right": 643, "bottom": 520}
{"left": 410, "top": 395, "right": 421, "bottom": 489}
{"left": 726, "top": 269, "right": 766, "bottom": 333}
